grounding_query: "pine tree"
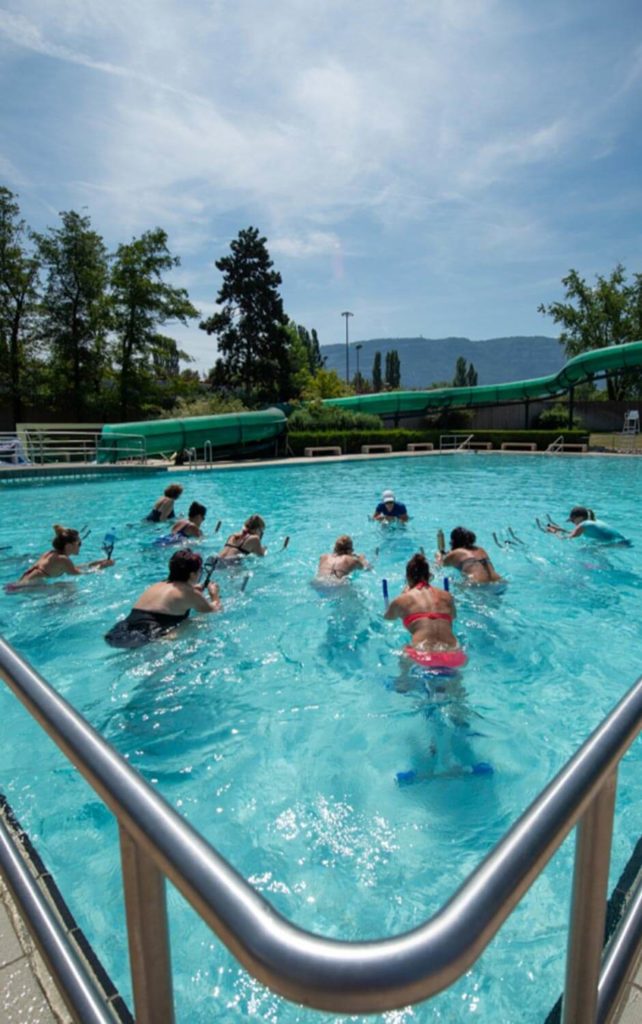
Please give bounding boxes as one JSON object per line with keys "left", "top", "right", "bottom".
{"left": 372, "top": 351, "right": 382, "bottom": 391}
{"left": 467, "top": 362, "right": 478, "bottom": 386}
{"left": 200, "top": 227, "right": 290, "bottom": 405}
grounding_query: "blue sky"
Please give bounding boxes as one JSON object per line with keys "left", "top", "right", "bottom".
{"left": 1, "top": 0, "right": 642, "bottom": 373}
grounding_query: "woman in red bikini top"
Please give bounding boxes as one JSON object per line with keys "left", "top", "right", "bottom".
{"left": 384, "top": 552, "right": 459, "bottom": 652}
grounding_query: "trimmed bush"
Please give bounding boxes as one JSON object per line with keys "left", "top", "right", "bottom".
{"left": 287, "top": 402, "right": 382, "bottom": 432}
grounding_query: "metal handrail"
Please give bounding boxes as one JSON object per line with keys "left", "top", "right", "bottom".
{"left": 0, "top": 814, "right": 117, "bottom": 1024}
{"left": 439, "top": 433, "right": 473, "bottom": 450}
{"left": 547, "top": 434, "right": 565, "bottom": 452}
{"left": 1, "top": 635, "right": 642, "bottom": 1023}
{"left": 457, "top": 433, "right": 474, "bottom": 450}
{"left": 0, "top": 429, "right": 147, "bottom": 466}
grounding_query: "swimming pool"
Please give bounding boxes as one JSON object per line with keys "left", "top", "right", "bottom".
{"left": 1, "top": 454, "right": 641, "bottom": 1023}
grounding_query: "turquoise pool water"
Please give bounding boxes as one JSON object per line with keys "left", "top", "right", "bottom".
{"left": 1, "top": 455, "right": 642, "bottom": 1023}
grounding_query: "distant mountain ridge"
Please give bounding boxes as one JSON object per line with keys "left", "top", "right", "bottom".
{"left": 320, "top": 336, "right": 564, "bottom": 388}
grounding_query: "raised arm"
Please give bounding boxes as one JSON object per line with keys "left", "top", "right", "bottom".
{"left": 191, "top": 581, "right": 222, "bottom": 613}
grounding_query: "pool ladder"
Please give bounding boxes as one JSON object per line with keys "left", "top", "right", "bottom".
{"left": 1, "top": 634, "right": 642, "bottom": 1024}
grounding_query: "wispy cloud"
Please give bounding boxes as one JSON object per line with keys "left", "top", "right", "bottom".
{"left": 1, "top": 0, "right": 641, "bottom": 363}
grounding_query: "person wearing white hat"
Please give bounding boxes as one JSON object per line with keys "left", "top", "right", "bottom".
{"left": 373, "top": 489, "right": 408, "bottom": 522}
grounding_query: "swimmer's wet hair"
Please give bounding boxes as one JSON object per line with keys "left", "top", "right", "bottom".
{"left": 168, "top": 549, "right": 203, "bottom": 582}
{"left": 244, "top": 514, "right": 265, "bottom": 534}
{"left": 406, "top": 552, "right": 431, "bottom": 586}
{"left": 569, "top": 506, "right": 595, "bottom": 521}
{"left": 451, "top": 526, "right": 476, "bottom": 549}
{"left": 334, "top": 534, "right": 354, "bottom": 555}
{"left": 188, "top": 501, "right": 206, "bottom": 518}
{"left": 52, "top": 524, "right": 80, "bottom": 552}
{"left": 164, "top": 484, "right": 183, "bottom": 499}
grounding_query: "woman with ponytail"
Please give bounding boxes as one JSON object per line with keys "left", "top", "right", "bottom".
{"left": 217, "top": 515, "right": 267, "bottom": 563}
{"left": 385, "top": 552, "right": 466, "bottom": 670}
{"left": 6, "top": 525, "right": 114, "bottom": 590}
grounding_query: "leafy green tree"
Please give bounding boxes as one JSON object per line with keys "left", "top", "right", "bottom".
{"left": 34, "top": 210, "right": 110, "bottom": 419}
{"left": 281, "top": 320, "right": 314, "bottom": 399}
{"left": 0, "top": 187, "right": 41, "bottom": 426}
{"left": 300, "top": 367, "right": 353, "bottom": 400}
{"left": 372, "top": 351, "right": 382, "bottom": 391}
{"left": 467, "top": 362, "right": 478, "bottom": 386}
{"left": 110, "top": 229, "right": 198, "bottom": 419}
{"left": 200, "top": 227, "right": 290, "bottom": 405}
{"left": 296, "top": 324, "right": 324, "bottom": 374}
{"left": 539, "top": 265, "right": 642, "bottom": 400}
{"left": 288, "top": 400, "right": 379, "bottom": 430}
{"left": 385, "top": 349, "right": 401, "bottom": 388}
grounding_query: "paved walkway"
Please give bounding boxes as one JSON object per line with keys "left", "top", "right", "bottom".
{"left": 0, "top": 877, "right": 71, "bottom": 1023}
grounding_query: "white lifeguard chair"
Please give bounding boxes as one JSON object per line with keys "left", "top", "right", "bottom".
{"left": 622, "top": 410, "right": 640, "bottom": 435}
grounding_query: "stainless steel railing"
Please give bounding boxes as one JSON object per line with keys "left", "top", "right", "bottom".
{"left": 1, "top": 634, "right": 642, "bottom": 1024}
{"left": 0, "top": 429, "right": 147, "bottom": 465}
{"left": 439, "top": 433, "right": 474, "bottom": 450}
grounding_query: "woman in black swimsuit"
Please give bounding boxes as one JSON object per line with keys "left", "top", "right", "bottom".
{"left": 436, "top": 527, "right": 503, "bottom": 584}
{"left": 105, "top": 550, "right": 221, "bottom": 648}
{"left": 218, "top": 515, "right": 267, "bottom": 563}
{"left": 145, "top": 483, "right": 183, "bottom": 522}
{"left": 7, "top": 525, "right": 114, "bottom": 590}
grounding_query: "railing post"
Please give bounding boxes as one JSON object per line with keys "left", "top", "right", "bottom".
{"left": 119, "top": 825, "right": 175, "bottom": 1024}
{"left": 562, "top": 771, "right": 617, "bottom": 1024}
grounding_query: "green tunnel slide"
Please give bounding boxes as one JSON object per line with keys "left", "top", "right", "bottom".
{"left": 98, "top": 342, "right": 642, "bottom": 459}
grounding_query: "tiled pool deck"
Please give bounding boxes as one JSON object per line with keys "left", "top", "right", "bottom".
{"left": 0, "top": 877, "right": 71, "bottom": 1023}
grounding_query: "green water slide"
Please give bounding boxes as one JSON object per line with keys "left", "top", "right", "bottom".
{"left": 323, "top": 341, "right": 642, "bottom": 416}
{"left": 98, "top": 408, "right": 286, "bottom": 461}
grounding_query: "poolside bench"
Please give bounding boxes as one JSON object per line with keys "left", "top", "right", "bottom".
{"left": 303, "top": 446, "right": 342, "bottom": 457}
{"left": 360, "top": 444, "right": 393, "bottom": 454}
{"left": 406, "top": 442, "right": 434, "bottom": 451}
{"left": 501, "top": 442, "right": 537, "bottom": 451}
{"left": 468, "top": 441, "right": 493, "bottom": 450}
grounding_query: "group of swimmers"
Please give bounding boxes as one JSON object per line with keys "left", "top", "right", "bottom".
{"left": 3, "top": 483, "right": 629, "bottom": 661}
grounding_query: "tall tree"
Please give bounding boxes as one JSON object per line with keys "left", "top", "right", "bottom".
{"left": 372, "top": 351, "right": 382, "bottom": 391}
{"left": 0, "top": 188, "right": 41, "bottom": 427}
{"left": 200, "top": 227, "right": 290, "bottom": 405}
{"left": 296, "top": 324, "right": 324, "bottom": 374}
{"left": 539, "top": 265, "right": 642, "bottom": 400}
{"left": 34, "top": 210, "right": 110, "bottom": 420}
{"left": 453, "top": 355, "right": 468, "bottom": 387}
{"left": 385, "top": 349, "right": 401, "bottom": 388}
{"left": 110, "top": 229, "right": 198, "bottom": 419}
{"left": 467, "top": 362, "right": 478, "bottom": 386}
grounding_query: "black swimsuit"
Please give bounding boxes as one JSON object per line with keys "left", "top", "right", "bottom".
{"left": 104, "top": 607, "right": 190, "bottom": 648}
{"left": 146, "top": 508, "right": 175, "bottom": 523}
{"left": 222, "top": 537, "right": 250, "bottom": 557}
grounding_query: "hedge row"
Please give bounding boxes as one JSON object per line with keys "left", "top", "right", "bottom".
{"left": 287, "top": 429, "right": 589, "bottom": 455}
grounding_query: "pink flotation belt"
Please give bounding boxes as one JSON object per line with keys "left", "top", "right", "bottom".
{"left": 403, "top": 645, "right": 468, "bottom": 670}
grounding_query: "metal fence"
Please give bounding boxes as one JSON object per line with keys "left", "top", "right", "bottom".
{"left": 0, "top": 429, "right": 146, "bottom": 465}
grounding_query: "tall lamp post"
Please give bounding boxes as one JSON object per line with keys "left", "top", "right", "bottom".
{"left": 355, "top": 343, "right": 363, "bottom": 392}
{"left": 341, "top": 311, "right": 354, "bottom": 383}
